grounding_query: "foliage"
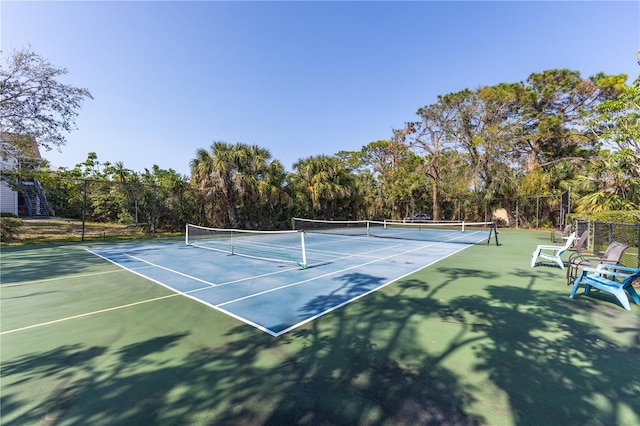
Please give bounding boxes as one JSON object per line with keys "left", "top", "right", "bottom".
{"left": 396, "top": 92, "right": 461, "bottom": 220}
{"left": 517, "top": 70, "right": 625, "bottom": 171}
{"left": 190, "top": 142, "right": 290, "bottom": 228}
{"left": 289, "top": 154, "right": 357, "bottom": 220}
{"left": 0, "top": 217, "right": 23, "bottom": 241}
{"left": 590, "top": 75, "right": 640, "bottom": 170}
{"left": 0, "top": 47, "right": 92, "bottom": 153}
{"left": 572, "top": 149, "right": 640, "bottom": 214}
{"left": 5, "top": 63, "right": 638, "bottom": 235}
{"left": 568, "top": 210, "right": 640, "bottom": 223}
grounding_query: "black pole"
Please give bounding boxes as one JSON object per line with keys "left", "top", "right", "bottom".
{"left": 82, "top": 179, "right": 87, "bottom": 241}
{"left": 488, "top": 222, "right": 499, "bottom": 246}
{"left": 152, "top": 184, "right": 157, "bottom": 235}
{"left": 637, "top": 224, "right": 640, "bottom": 268}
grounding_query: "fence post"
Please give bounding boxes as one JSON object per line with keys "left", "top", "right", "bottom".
{"left": 637, "top": 224, "right": 640, "bottom": 268}
{"left": 81, "top": 179, "right": 87, "bottom": 242}
{"left": 152, "top": 185, "right": 157, "bottom": 236}
{"left": 608, "top": 222, "right": 614, "bottom": 245}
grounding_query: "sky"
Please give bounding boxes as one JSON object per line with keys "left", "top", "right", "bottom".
{"left": 2, "top": 1, "right": 639, "bottom": 177}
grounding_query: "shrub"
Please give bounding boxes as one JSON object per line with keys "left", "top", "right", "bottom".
{"left": 1, "top": 217, "right": 23, "bottom": 242}
{"left": 568, "top": 210, "right": 640, "bottom": 224}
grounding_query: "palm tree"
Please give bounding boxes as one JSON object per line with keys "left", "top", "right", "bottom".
{"left": 573, "top": 149, "right": 640, "bottom": 213}
{"left": 290, "top": 155, "right": 355, "bottom": 219}
{"left": 190, "top": 141, "right": 243, "bottom": 227}
{"left": 234, "top": 144, "right": 287, "bottom": 228}
{"left": 189, "top": 141, "right": 283, "bottom": 228}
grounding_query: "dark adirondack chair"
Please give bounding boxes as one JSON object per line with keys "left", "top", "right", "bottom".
{"left": 566, "top": 241, "right": 629, "bottom": 286}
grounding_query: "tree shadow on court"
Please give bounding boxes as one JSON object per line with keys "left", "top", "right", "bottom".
{"left": 299, "top": 272, "right": 386, "bottom": 317}
{"left": 0, "top": 276, "right": 485, "bottom": 425}
{"left": 207, "top": 277, "right": 484, "bottom": 425}
{"left": 0, "top": 245, "right": 108, "bottom": 284}
{"left": 3, "top": 262, "right": 638, "bottom": 424}
{"left": 0, "top": 344, "right": 108, "bottom": 424}
{"left": 434, "top": 266, "right": 640, "bottom": 424}
{"left": 1, "top": 290, "right": 59, "bottom": 300}
{"left": 1, "top": 334, "right": 192, "bottom": 425}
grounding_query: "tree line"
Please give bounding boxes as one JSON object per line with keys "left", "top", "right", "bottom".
{"left": 2, "top": 49, "right": 639, "bottom": 231}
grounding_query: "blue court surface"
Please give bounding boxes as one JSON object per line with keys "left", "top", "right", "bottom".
{"left": 88, "top": 230, "right": 489, "bottom": 336}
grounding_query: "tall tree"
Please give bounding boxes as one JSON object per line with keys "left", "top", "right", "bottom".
{"left": 0, "top": 47, "right": 92, "bottom": 156}
{"left": 289, "top": 155, "right": 356, "bottom": 219}
{"left": 140, "top": 165, "right": 195, "bottom": 232}
{"left": 191, "top": 142, "right": 242, "bottom": 227}
{"left": 573, "top": 149, "right": 640, "bottom": 213}
{"left": 338, "top": 141, "right": 425, "bottom": 219}
{"left": 235, "top": 144, "right": 289, "bottom": 228}
{"left": 590, "top": 75, "right": 640, "bottom": 168}
{"left": 190, "top": 141, "right": 280, "bottom": 228}
{"left": 400, "top": 90, "right": 469, "bottom": 220}
{"left": 517, "top": 69, "right": 625, "bottom": 172}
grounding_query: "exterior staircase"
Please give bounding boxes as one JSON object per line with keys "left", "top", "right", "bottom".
{"left": 19, "top": 180, "right": 49, "bottom": 217}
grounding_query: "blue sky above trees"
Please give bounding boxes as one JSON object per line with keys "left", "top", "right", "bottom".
{"left": 2, "top": 1, "right": 638, "bottom": 176}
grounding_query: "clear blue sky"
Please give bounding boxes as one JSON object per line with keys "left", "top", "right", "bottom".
{"left": 2, "top": 1, "right": 639, "bottom": 176}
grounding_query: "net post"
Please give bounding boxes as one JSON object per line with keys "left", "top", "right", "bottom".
{"left": 493, "top": 222, "right": 500, "bottom": 245}
{"left": 185, "top": 224, "right": 189, "bottom": 245}
{"left": 462, "top": 221, "right": 465, "bottom": 232}
{"left": 300, "top": 231, "right": 307, "bottom": 268}
{"left": 367, "top": 220, "right": 371, "bottom": 236}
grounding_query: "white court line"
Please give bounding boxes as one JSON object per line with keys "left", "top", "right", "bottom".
{"left": 271, "top": 243, "right": 474, "bottom": 337}
{"left": 87, "top": 248, "right": 216, "bottom": 295}
{"left": 304, "top": 244, "right": 401, "bottom": 260}
{"left": 2, "top": 238, "right": 471, "bottom": 337}
{"left": 302, "top": 232, "right": 408, "bottom": 257}
{"left": 124, "top": 248, "right": 303, "bottom": 288}
{"left": 88, "top": 245, "right": 304, "bottom": 291}
{"left": 88, "top": 246, "right": 308, "bottom": 292}
{"left": 303, "top": 233, "right": 376, "bottom": 248}
{"left": 124, "top": 241, "right": 399, "bottom": 290}
{"left": 206, "top": 265, "right": 302, "bottom": 286}
{"left": 0, "top": 294, "right": 179, "bottom": 335}
{"left": 185, "top": 243, "right": 403, "bottom": 291}
{"left": 304, "top": 242, "right": 408, "bottom": 263}
{"left": 124, "top": 253, "right": 218, "bottom": 287}
{"left": 217, "top": 239, "right": 443, "bottom": 308}
{"left": 2, "top": 247, "right": 223, "bottom": 336}
{"left": 189, "top": 238, "right": 409, "bottom": 289}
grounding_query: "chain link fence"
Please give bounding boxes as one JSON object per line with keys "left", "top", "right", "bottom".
{"left": 575, "top": 220, "right": 640, "bottom": 268}
{"left": 5, "top": 173, "right": 639, "bottom": 261}
{"left": 3, "top": 177, "right": 206, "bottom": 242}
{"left": 439, "top": 194, "right": 563, "bottom": 228}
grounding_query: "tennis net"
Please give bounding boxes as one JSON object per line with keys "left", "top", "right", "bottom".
{"left": 291, "top": 218, "right": 499, "bottom": 245}
{"left": 186, "top": 224, "right": 308, "bottom": 268}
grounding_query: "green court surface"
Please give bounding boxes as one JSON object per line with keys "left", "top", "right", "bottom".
{"left": 1, "top": 230, "right": 639, "bottom": 425}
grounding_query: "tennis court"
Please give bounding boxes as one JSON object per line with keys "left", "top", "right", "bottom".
{"left": 2, "top": 229, "right": 638, "bottom": 425}
{"left": 85, "top": 221, "right": 495, "bottom": 336}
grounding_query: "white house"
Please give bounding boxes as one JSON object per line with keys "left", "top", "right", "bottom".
{"left": 0, "top": 172, "right": 19, "bottom": 216}
{"left": 0, "top": 133, "right": 48, "bottom": 217}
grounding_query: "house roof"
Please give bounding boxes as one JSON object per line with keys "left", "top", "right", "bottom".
{"left": 0, "top": 133, "right": 41, "bottom": 165}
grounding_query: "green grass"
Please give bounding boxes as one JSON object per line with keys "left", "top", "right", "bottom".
{"left": 1, "top": 218, "right": 180, "bottom": 245}
{"left": 1, "top": 229, "right": 639, "bottom": 425}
